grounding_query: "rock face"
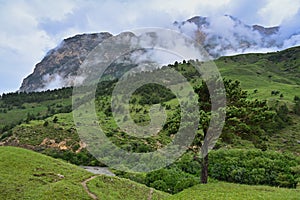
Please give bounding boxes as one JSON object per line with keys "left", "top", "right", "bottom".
{"left": 19, "top": 32, "right": 112, "bottom": 92}
{"left": 19, "top": 15, "right": 299, "bottom": 92}
{"left": 175, "top": 15, "right": 282, "bottom": 57}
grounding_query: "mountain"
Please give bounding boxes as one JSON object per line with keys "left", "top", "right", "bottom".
{"left": 175, "top": 15, "right": 286, "bottom": 57}
{"left": 19, "top": 32, "right": 112, "bottom": 92}
{"left": 1, "top": 47, "right": 299, "bottom": 196}
{"left": 19, "top": 15, "right": 300, "bottom": 92}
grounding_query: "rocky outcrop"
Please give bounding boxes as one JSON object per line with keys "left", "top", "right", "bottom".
{"left": 19, "top": 15, "right": 299, "bottom": 92}
{"left": 175, "top": 15, "right": 281, "bottom": 57}
{"left": 19, "top": 32, "right": 112, "bottom": 92}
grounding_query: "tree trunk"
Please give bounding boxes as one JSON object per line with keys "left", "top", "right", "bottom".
{"left": 201, "top": 154, "right": 208, "bottom": 184}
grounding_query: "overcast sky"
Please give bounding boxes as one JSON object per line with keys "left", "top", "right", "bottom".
{"left": 1, "top": 0, "right": 300, "bottom": 94}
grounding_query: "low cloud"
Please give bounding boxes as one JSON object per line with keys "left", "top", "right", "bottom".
{"left": 1, "top": 0, "right": 300, "bottom": 93}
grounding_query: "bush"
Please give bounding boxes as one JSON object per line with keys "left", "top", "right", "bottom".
{"left": 208, "top": 149, "right": 300, "bottom": 188}
{"left": 150, "top": 180, "right": 168, "bottom": 191}
{"left": 43, "top": 121, "right": 49, "bottom": 127}
{"left": 115, "top": 171, "right": 147, "bottom": 185}
{"left": 294, "top": 101, "right": 300, "bottom": 115}
{"left": 145, "top": 168, "right": 198, "bottom": 194}
{"left": 174, "top": 178, "right": 198, "bottom": 193}
{"left": 173, "top": 153, "right": 201, "bottom": 175}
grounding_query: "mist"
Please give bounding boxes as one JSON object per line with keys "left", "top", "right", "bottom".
{"left": 1, "top": 0, "right": 300, "bottom": 93}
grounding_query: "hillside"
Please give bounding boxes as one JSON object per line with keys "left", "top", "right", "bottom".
{"left": 175, "top": 15, "right": 282, "bottom": 58}
{"left": 0, "top": 45, "right": 299, "bottom": 198}
{"left": 19, "top": 33, "right": 112, "bottom": 92}
{"left": 0, "top": 146, "right": 169, "bottom": 200}
{"left": 216, "top": 46, "right": 300, "bottom": 102}
{"left": 19, "top": 15, "right": 300, "bottom": 92}
{"left": 1, "top": 146, "right": 298, "bottom": 199}
{"left": 170, "top": 181, "right": 300, "bottom": 200}
{"left": 1, "top": 47, "right": 300, "bottom": 158}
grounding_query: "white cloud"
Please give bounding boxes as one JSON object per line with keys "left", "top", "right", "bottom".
{"left": 0, "top": 0, "right": 300, "bottom": 94}
{"left": 259, "top": 0, "right": 300, "bottom": 26}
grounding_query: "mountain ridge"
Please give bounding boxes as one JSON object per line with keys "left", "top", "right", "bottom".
{"left": 19, "top": 32, "right": 112, "bottom": 92}
{"left": 19, "top": 15, "right": 300, "bottom": 92}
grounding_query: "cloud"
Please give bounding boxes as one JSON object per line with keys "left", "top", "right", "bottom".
{"left": 1, "top": 0, "right": 300, "bottom": 94}
{"left": 259, "top": 0, "right": 300, "bottom": 26}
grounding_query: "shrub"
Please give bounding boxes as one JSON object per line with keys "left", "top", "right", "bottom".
{"left": 294, "top": 101, "right": 300, "bottom": 115}
{"left": 145, "top": 168, "right": 198, "bottom": 194}
{"left": 208, "top": 149, "right": 299, "bottom": 188}
{"left": 43, "top": 121, "right": 49, "bottom": 127}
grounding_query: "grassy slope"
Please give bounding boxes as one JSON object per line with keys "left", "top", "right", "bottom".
{"left": 0, "top": 146, "right": 169, "bottom": 200}
{"left": 6, "top": 113, "right": 77, "bottom": 146}
{"left": 0, "top": 97, "right": 71, "bottom": 130}
{"left": 215, "top": 47, "right": 300, "bottom": 103}
{"left": 268, "top": 114, "right": 300, "bottom": 155}
{"left": 214, "top": 48, "right": 300, "bottom": 154}
{"left": 0, "top": 146, "right": 298, "bottom": 200}
{"left": 88, "top": 176, "right": 170, "bottom": 200}
{"left": 169, "top": 182, "right": 300, "bottom": 200}
{"left": 0, "top": 47, "right": 300, "bottom": 200}
{"left": 0, "top": 146, "right": 91, "bottom": 199}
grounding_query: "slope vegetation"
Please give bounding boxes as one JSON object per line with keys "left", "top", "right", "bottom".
{"left": 169, "top": 181, "right": 300, "bottom": 200}
{"left": 0, "top": 146, "right": 169, "bottom": 199}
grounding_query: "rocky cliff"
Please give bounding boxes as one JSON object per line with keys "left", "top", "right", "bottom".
{"left": 20, "top": 15, "right": 299, "bottom": 92}
{"left": 175, "top": 15, "right": 281, "bottom": 57}
{"left": 19, "top": 32, "right": 112, "bottom": 92}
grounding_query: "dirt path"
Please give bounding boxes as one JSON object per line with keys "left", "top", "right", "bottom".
{"left": 82, "top": 175, "right": 99, "bottom": 200}
{"left": 82, "top": 175, "right": 155, "bottom": 200}
{"left": 147, "top": 188, "right": 154, "bottom": 200}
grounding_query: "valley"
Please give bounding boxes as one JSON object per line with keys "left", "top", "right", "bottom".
{"left": 0, "top": 46, "right": 300, "bottom": 199}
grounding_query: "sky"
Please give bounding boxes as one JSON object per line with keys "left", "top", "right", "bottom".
{"left": 0, "top": 0, "right": 300, "bottom": 94}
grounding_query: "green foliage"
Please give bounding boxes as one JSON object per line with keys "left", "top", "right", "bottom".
{"left": 294, "top": 96, "right": 300, "bottom": 115}
{"left": 43, "top": 120, "right": 49, "bottom": 127}
{"left": 193, "top": 79, "right": 285, "bottom": 150}
{"left": 0, "top": 46, "right": 299, "bottom": 198}
{"left": 145, "top": 168, "right": 198, "bottom": 194}
{"left": 173, "top": 153, "right": 201, "bottom": 175}
{"left": 0, "top": 87, "right": 72, "bottom": 134}
{"left": 3, "top": 113, "right": 102, "bottom": 166}
{"left": 0, "top": 146, "right": 92, "bottom": 199}
{"left": 0, "top": 87, "right": 72, "bottom": 107}
{"left": 0, "top": 146, "right": 169, "bottom": 200}
{"left": 45, "top": 148, "right": 102, "bottom": 166}
{"left": 208, "top": 149, "right": 300, "bottom": 188}
{"left": 276, "top": 104, "right": 292, "bottom": 127}
{"left": 170, "top": 181, "right": 300, "bottom": 200}
{"left": 133, "top": 83, "right": 175, "bottom": 105}
{"left": 215, "top": 46, "right": 300, "bottom": 102}
{"left": 87, "top": 175, "right": 170, "bottom": 200}
{"left": 52, "top": 116, "right": 58, "bottom": 123}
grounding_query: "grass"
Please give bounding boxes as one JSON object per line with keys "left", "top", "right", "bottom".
{"left": 268, "top": 114, "right": 300, "bottom": 155}
{"left": 0, "top": 146, "right": 91, "bottom": 199}
{"left": 0, "top": 146, "right": 299, "bottom": 200}
{"left": 0, "top": 146, "right": 169, "bottom": 199}
{"left": 88, "top": 175, "right": 170, "bottom": 200}
{"left": 7, "top": 113, "right": 79, "bottom": 146}
{"left": 216, "top": 60, "right": 300, "bottom": 102}
{"left": 0, "top": 46, "right": 300, "bottom": 200}
{"left": 169, "top": 181, "right": 300, "bottom": 200}
{"left": 0, "top": 97, "right": 71, "bottom": 130}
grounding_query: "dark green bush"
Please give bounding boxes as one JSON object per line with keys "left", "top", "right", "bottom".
{"left": 145, "top": 168, "right": 198, "bottom": 194}
{"left": 173, "top": 153, "right": 201, "bottom": 175}
{"left": 208, "top": 149, "right": 300, "bottom": 188}
{"left": 294, "top": 100, "right": 300, "bottom": 115}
